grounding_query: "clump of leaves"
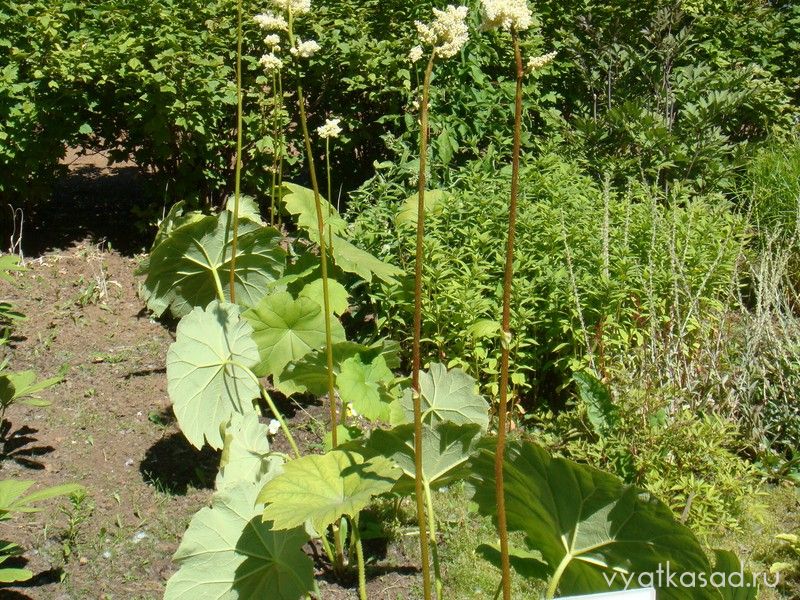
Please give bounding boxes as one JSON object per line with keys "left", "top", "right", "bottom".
{"left": 0, "top": 479, "right": 83, "bottom": 583}
{"left": 539, "top": 373, "right": 761, "bottom": 537}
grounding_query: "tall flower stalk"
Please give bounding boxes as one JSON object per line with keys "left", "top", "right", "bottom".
{"left": 228, "top": 0, "right": 245, "bottom": 302}
{"left": 494, "top": 29, "right": 523, "bottom": 599}
{"left": 283, "top": 7, "right": 338, "bottom": 452}
{"left": 478, "top": 1, "right": 551, "bottom": 598}
{"left": 409, "top": 7, "right": 469, "bottom": 600}
{"left": 412, "top": 53, "right": 435, "bottom": 600}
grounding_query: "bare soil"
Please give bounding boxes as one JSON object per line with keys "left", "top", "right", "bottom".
{"left": 0, "top": 154, "right": 419, "bottom": 599}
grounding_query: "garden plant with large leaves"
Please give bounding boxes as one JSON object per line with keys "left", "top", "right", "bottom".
{"left": 165, "top": 481, "right": 314, "bottom": 599}
{"left": 470, "top": 440, "right": 758, "bottom": 599}
{"left": 139, "top": 207, "right": 285, "bottom": 318}
{"left": 166, "top": 301, "right": 261, "bottom": 449}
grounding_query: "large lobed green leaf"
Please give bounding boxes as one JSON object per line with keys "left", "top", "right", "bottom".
{"left": 277, "top": 340, "right": 399, "bottom": 398}
{"left": 280, "top": 183, "right": 348, "bottom": 239}
{"left": 401, "top": 363, "right": 489, "bottom": 431}
{"left": 369, "top": 422, "right": 482, "bottom": 492}
{"left": 216, "top": 413, "right": 283, "bottom": 491}
{"left": 167, "top": 302, "right": 261, "bottom": 449}
{"left": 139, "top": 209, "right": 285, "bottom": 318}
{"left": 471, "top": 440, "right": 742, "bottom": 599}
{"left": 258, "top": 449, "right": 400, "bottom": 533}
{"left": 165, "top": 481, "right": 314, "bottom": 600}
{"left": 243, "top": 291, "right": 345, "bottom": 379}
{"left": 337, "top": 354, "right": 395, "bottom": 422}
{"left": 280, "top": 183, "right": 402, "bottom": 285}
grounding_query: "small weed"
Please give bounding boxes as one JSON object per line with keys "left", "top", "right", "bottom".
{"left": 60, "top": 489, "right": 94, "bottom": 562}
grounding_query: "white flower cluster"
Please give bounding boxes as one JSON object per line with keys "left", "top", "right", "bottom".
{"left": 270, "top": 0, "right": 311, "bottom": 15}
{"left": 317, "top": 117, "right": 342, "bottom": 139}
{"left": 253, "top": 12, "right": 288, "bottom": 31}
{"left": 290, "top": 38, "right": 320, "bottom": 58}
{"left": 527, "top": 50, "right": 557, "bottom": 72}
{"left": 267, "top": 419, "right": 281, "bottom": 436}
{"left": 409, "top": 45, "right": 424, "bottom": 64}
{"left": 480, "top": 0, "right": 532, "bottom": 32}
{"left": 415, "top": 5, "right": 469, "bottom": 59}
{"left": 264, "top": 33, "right": 281, "bottom": 49}
{"left": 259, "top": 52, "right": 283, "bottom": 72}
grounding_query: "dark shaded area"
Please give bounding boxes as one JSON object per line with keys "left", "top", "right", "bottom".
{"left": 17, "top": 164, "right": 159, "bottom": 258}
{"left": 139, "top": 431, "right": 219, "bottom": 495}
{"left": 0, "top": 420, "right": 54, "bottom": 470}
{"left": 0, "top": 552, "right": 63, "bottom": 597}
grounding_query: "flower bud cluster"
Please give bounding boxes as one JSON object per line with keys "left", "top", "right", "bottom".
{"left": 480, "top": 0, "right": 532, "bottom": 32}
{"left": 414, "top": 5, "right": 469, "bottom": 59}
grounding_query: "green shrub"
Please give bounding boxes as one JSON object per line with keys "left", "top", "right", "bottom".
{"left": 536, "top": 0, "right": 800, "bottom": 191}
{"left": 744, "top": 138, "right": 800, "bottom": 243}
{"left": 348, "top": 153, "right": 747, "bottom": 402}
{"left": 536, "top": 376, "right": 762, "bottom": 537}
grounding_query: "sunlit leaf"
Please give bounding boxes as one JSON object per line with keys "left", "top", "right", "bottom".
{"left": 167, "top": 301, "right": 261, "bottom": 449}
{"left": 401, "top": 363, "right": 489, "bottom": 430}
{"left": 243, "top": 291, "right": 345, "bottom": 379}
{"left": 369, "top": 421, "right": 482, "bottom": 491}
{"left": 259, "top": 449, "right": 400, "bottom": 532}
{"left": 276, "top": 341, "right": 398, "bottom": 397}
{"left": 0, "top": 480, "right": 83, "bottom": 520}
{"left": 395, "top": 189, "right": 450, "bottom": 226}
{"left": 470, "top": 440, "right": 720, "bottom": 599}
{"left": 165, "top": 481, "right": 314, "bottom": 600}
{"left": 139, "top": 210, "right": 285, "bottom": 318}
{"left": 337, "top": 354, "right": 394, "bottom": 422}
{"left": 298, "top": 278, "right": 349, "bottom": 316}
{"left": 280, "top": 183, "right": 347, "bottom": 238}
{"left": 329, "top": 234, "right": 403, "bottom": 285}
{"left": 216, "top": 413, "right": 282, "bottom": 490}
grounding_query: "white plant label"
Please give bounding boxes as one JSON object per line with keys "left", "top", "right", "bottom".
{"left": 558, "top": 588, "right": 656, "bottom": 600}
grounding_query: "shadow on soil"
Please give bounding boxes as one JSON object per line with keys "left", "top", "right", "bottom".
{"left": 1, "top": 421, "right": 55, "bottom": 470}
{"left": 14, "top": 165, "right": 160, "bottom": 258}
{"left": 140, "top": 431, "right": 219, "bottom": 495}
{"left": 0, "top": 553, "right": 63, "bottom": 599}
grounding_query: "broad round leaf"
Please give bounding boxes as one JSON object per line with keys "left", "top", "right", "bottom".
{"left": 277, "top": 341, "right": 398, "bottom": 397}
{"left": 216, "top": 413, "right": 282, "bottom": 490}
{"left": 167, "top": 302, "right": 261, "bottom": 449}
{"left": 140, "top": 211, "right": 285, "bottom": 318}
{"left": 243, "top": 291, "right": 345, "bottom": 379}
{"left": 258, "top": 450, "right": 400, "bottom": 533}
{"left": 402, "top": 363, "right": 489, "bottom": 430}
{"left": 165, "top": 481, "right": 314, "bottom": 600}
{"left": 298, "top": 278, "right": 349, "bottom": 316}
{"left": 471, "top": 440, "right": 719, "bottom": 599}
{"left": 337, "top": 354, "right": 394, "bottom": 422}
{"left": 369, "top": 422, "right": 482, "bottom": 491}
